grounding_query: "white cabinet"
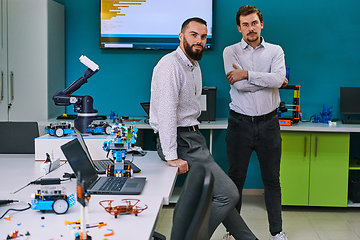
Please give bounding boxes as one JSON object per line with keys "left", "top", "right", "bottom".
{"left": 0, "top": 0, "right": 65, "bottom": 121}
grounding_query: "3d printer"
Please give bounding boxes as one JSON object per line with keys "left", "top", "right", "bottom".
{"left": 52, "top": 56, "right": 100, "bottom": 132}
{"left": 278, "top": 85, "right": 301, "bottom": 126}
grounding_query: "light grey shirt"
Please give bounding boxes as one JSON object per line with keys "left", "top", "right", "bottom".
{"left": 150, "top": 47, "right": 202, "bottom": 160}
{"left": 223, "top": 38, "right": 286, "bottom": 116}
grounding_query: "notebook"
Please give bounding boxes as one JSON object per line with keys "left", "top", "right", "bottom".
{"left": 73, "top": 128, "right": 141, "bottom": 174}
{"left": 60, "top": 136, "right": 146, "bottom": 195}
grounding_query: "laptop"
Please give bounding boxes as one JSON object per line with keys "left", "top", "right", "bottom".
{"left": 140, "top": 102, "right": 150, "bottom": 124}
{"left": 140, "top": 102, "right": 150, "bottom": 117}
{"left": 73, "top": 128, "right": 141, "bottom": 174}
{"left": 60, "top": 135, "right": 146, "bottom": 195}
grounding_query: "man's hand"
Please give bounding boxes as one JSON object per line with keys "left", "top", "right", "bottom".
{"left": 167, "top": 159, "right": 189, "bottom": 174}
{"left": 282, "top": 77, "right": 289, "bottom": 87}
{"left": 226, "top": 63, "right": 248, "bottom": 85}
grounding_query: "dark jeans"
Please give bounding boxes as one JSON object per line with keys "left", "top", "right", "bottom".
{"left": 226, "top": 110, "right": 283, "bottom": 234}
{"left": 156, "top": 130, "right": 257, "bottom": 239}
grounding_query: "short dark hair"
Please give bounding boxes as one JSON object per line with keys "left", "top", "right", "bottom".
{"left": 181, "top": 17, "right": 207, "bottom": 33}
{"left": 236, "top": 5, "right": 263, "bottom": 26}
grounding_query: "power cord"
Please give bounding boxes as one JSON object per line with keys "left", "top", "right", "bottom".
{"left": 0, "top": 201, "right": 31, "bottom": 219}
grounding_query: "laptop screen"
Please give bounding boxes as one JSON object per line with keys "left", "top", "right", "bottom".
{"left": 140, "top": 102, "right": 150, "bottom": 116}
{"left": 61, "top": 138, "right": 99, "bottom": 189}
{"left": 74, "top": 128, "right": 93, "bottom": 161}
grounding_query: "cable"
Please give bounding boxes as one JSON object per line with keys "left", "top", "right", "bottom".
{"left": 0, "top": 200, "right": 18, "bottom": 206}
{"left": 12, "top": 161, "right": 69, "bottom": 194}
{"left": 0, "top": 202, "right": 31, "bottom": 219}
{"left": 301, "top": 115, "right": 315, "bottom": 123}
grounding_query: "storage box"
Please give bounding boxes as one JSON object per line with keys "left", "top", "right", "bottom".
{"left": 198, "top": 87, "right": 216, "bottom": 122}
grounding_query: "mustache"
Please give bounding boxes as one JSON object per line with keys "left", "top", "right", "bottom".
{"left": 247, "top": 31, "right": 257, "bottom": 35}
{"left": 191, "top": 44, "right": 204, "bottom": 49}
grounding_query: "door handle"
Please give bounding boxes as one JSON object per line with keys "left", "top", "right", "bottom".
{"left": 10, "top": 71, "right": 14, "bottom": 100}
{"left": 304, "top": 136, "right": 307, "bottom": 157}
{"left": 1, "top": 71, "right": 3, "bottom": 100}
{"left": 315, "top": 136, "right": 318, "bottom": 157}
{"left": 0, "top": 0, "right": 3, "bottom": 49}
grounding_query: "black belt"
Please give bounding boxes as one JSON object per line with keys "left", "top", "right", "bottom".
{"left": 231, "top": 109, "right": 277, "bottom": 122}
{"left": 177, "top": 125, "right": 199, "bottom": 132}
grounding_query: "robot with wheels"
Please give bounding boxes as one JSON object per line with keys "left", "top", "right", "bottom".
{"left": 45, "top": 122, "right": 74, "bottom": 137}
{"left": 52, "top": 56, "right": 101, "bottom": 133}
{"left": 86, "top": 120, "right": 112, "bottom": 135}
{"left": 30, "top": 184, "right": 75, "bottom": 214}
{"left": 103, "top": 122, "right": 138, "bottom": 177}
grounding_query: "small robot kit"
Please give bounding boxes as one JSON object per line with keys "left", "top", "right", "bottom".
{"left": 103, "top": 122, "right": 138, "bottom": 177}
{"left": 85, "top": 120, "right": 112, "bottom": 135}
{"left": 30, "top": 178, "right": 75, "bottom": 214}
{"left": 45, "top": 121, "right": 74, "bottom": 137}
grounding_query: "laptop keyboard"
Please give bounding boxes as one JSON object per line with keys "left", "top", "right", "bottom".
{"left": 99, "top": 177, "right": 127, "bottom": 191}
{"left": 94, "top": 160, "right": 113, "bottom": 169}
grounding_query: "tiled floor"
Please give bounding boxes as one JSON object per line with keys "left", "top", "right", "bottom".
{"left": 155, "top": 194, "right": 360, "bottom": 240}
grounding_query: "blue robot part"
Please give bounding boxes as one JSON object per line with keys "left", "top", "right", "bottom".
{"left": 45, "top": 122, "right": 74, "bottom": 137}
{"left": 102, "top": 122, "right": 138, "bottom": 177}
{"left": 30, "top": 185, "right": 75, "bottom": 214}
{"left": 86, "top": 120, "right": 112, "bottom": 135}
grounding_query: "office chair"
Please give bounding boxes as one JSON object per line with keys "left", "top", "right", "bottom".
{"left": 153, "top": 163, "right": 214, "bottom": 240}
{"left": 0, "top": 121, "right": 39, "bottom": 154}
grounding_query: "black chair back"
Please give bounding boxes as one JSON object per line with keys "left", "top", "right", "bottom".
{"left": 171, "top": 163, "right": 214, "bottom": 240}
{"left": 0, "top": 121, "right": 39, "bottom": 154}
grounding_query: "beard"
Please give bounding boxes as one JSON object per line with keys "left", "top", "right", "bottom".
{"left": 246, "top": 32, "right": 259, "bottom": 42}
{"left": 183, "top": 36, "right": 204, "bottom": 61}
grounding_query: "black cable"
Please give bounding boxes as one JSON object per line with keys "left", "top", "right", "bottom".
{"left": 301, "top": 115, "right": 314, "bottom": 123}
{"left": 13, "top": 161, "right": 69, "bottom": 194}
{"left": 0, "top": 202, "right": 31, "bottom": 219}
{"left": 0, "top": 200, "right": 18, "bottom": 206}
{"left": 63, "top": 172, "right": 76, "bottom": 179}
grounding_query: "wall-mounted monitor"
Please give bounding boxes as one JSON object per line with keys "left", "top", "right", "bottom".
{"left": 340, "top": 87, "right": 360, "bottom": 115}
{"left": 100, "top": 0, "right": 213, "bottom": 50}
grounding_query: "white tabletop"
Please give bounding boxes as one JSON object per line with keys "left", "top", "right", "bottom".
{"left": 0, "top": 152, "right": 177, "bottom": 239}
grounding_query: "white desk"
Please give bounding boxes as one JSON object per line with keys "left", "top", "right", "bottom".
{"left": 0, "top": 152, "right": 177, "bottom": 239}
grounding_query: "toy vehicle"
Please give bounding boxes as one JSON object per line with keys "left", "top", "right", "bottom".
{"left": 30, "top": 185, "right": 75, "bottom": 214}
{"left": 45, "top": 122, "right": 74, "bottom": 137}
{"left": 99, "top": 199, "right": 147, "bottom": 218}
{"left": 86, "top": 120, "right": 112, "bottom": 135}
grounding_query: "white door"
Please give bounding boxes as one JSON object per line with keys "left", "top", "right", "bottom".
{"left": 7, "top": 0, "right": 48, "bottom": 121}
{"left": 0, "top": 0, "right": 8, "bottom": 121}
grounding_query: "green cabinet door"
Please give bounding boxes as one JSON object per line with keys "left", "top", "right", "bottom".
{"left": 309, "top": 133, "right": 349, "bottom": 207}
{"left": 280, "top": 132, "right": 311, "bottom": 206}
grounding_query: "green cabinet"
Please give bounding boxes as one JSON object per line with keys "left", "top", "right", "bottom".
{"left": 280, "top": 132, "right": 350, "bottom": 207}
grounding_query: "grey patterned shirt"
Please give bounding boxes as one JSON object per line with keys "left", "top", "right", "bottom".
{"left": 223, "top": 38, "right": 286, "bottom": 116}
{"left": 150, "top": 47, "right": 202, "bottom": 160}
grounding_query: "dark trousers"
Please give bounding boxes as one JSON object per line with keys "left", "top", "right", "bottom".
{"left": 226, "top": 110, "right": 283, "bottom": 234}
{"left": 156, "top": 130, "right": 257, "bottom": 239}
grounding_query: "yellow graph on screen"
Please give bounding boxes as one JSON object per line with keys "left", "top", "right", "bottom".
{"left": 102, "top": 0, "right": 146, "bottom": 19}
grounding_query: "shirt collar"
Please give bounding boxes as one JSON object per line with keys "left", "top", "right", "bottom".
{"left": 240, "top": 37, "right": 265, "bottom": 50}
{"left": 176, "top": 46, "right": 198, "bottom": 71}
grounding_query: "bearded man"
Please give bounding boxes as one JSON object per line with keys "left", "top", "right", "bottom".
{"left": 149, "top": 17, "right": 258, "bottom": 240}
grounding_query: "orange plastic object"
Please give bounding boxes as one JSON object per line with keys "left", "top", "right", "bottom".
{"left": 99, "top": 199, "right": 148, "bottom": 218}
